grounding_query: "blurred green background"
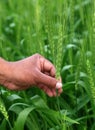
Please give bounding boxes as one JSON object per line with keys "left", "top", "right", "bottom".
{"left": 0, "top": 0, "right": 95, "bottom": 130}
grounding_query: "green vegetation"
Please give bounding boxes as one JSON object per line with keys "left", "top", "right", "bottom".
{"left": 0, "top": 0, "right": 95, "bottom": 130}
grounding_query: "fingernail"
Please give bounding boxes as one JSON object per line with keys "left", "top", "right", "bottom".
{"left": 56, "top": 82, "right": 62, "bottom": 89}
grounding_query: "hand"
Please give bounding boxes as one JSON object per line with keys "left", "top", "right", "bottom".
{"left": 1, "top": 54, "right": 62, "bottom": 97}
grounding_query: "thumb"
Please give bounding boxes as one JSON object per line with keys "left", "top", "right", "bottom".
{"left": 36, "top": 71, "right": 57, "bottom": 89}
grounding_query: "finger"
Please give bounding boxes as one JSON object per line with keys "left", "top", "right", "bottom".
{"left": 56, "top": 81, "right": 63, "bottom": 96}
{"left": 38, "top": 83, "right": 62, "bottom": 97}
{"left": 57, "top": 88, "right": 63, "bottom": 96}
{"left": 56, "top": 82, "right": 62, "bottom": 89}
{"left": 51, "top": 88, "right": 57, "bottom": 96}
{"left": 40, "top": 57, "right": 56, "bottom": 77}
{"left": 36, "top": 71, "right": 57, "bottom": 89}
{"left": 44, "top": 72, "right": 50, "bottom": 76}
{"left": 38, "top": 84, "right": 54, "bottom": 97}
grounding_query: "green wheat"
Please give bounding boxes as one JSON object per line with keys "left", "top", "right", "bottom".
{"left": 55, "top": 0, "right": 64, "bottom": 78}
{"left": 0, "top": 98, "right": 8, "bottom": 121}
{"left": 86, "top": 59, "right": 95, "bottom": 106}
{"left": 35, "top": 0, "right": 44, "bottom": 55}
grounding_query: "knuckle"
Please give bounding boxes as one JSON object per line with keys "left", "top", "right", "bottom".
{"left": 34, "top": 53, "right": 41, "bottom": 57}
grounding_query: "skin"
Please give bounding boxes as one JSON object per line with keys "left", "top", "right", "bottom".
{"left": 0, "top": 54, "right": 62, "bottom": 97}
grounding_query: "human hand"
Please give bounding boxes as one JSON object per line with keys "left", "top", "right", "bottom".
{"left": 1, "top": 54, "right": 62, "bottom": 97}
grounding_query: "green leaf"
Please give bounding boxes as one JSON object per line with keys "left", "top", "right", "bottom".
{"left": 9, "top": 103, "right": 29, "bottom": 114}
{"left": 30, "top": 95, "right": 48, "bottom": 109}
{"left": 64, "top": 116, "right": 79, "bottom": 124}
{"left": 66, "top": 44, "right": 78, "bottom": 49}
{"left": 7, "top": 94, "right": 22, "bottom": 102}
{"left": 0, "top": 119, "right": 7, "bottom": 130}
{"left": 62, "top": 65, "right": 73, "bottom": 72}
{"left": 74, "top": 94, "right": 90, "bottom": 112}
{"left": 13, "top": 106, "right": 35, "bottom": 130}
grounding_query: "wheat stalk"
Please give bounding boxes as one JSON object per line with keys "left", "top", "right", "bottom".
{"left": 70, "top": 0, "right": 75, "bottom": 40}
{"left": 86, "top": 59, "right": 95, "bottom": 106}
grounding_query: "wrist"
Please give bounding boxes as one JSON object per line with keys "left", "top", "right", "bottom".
{"left": 0, "top": 57, "right": 10, "bottom": 86}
